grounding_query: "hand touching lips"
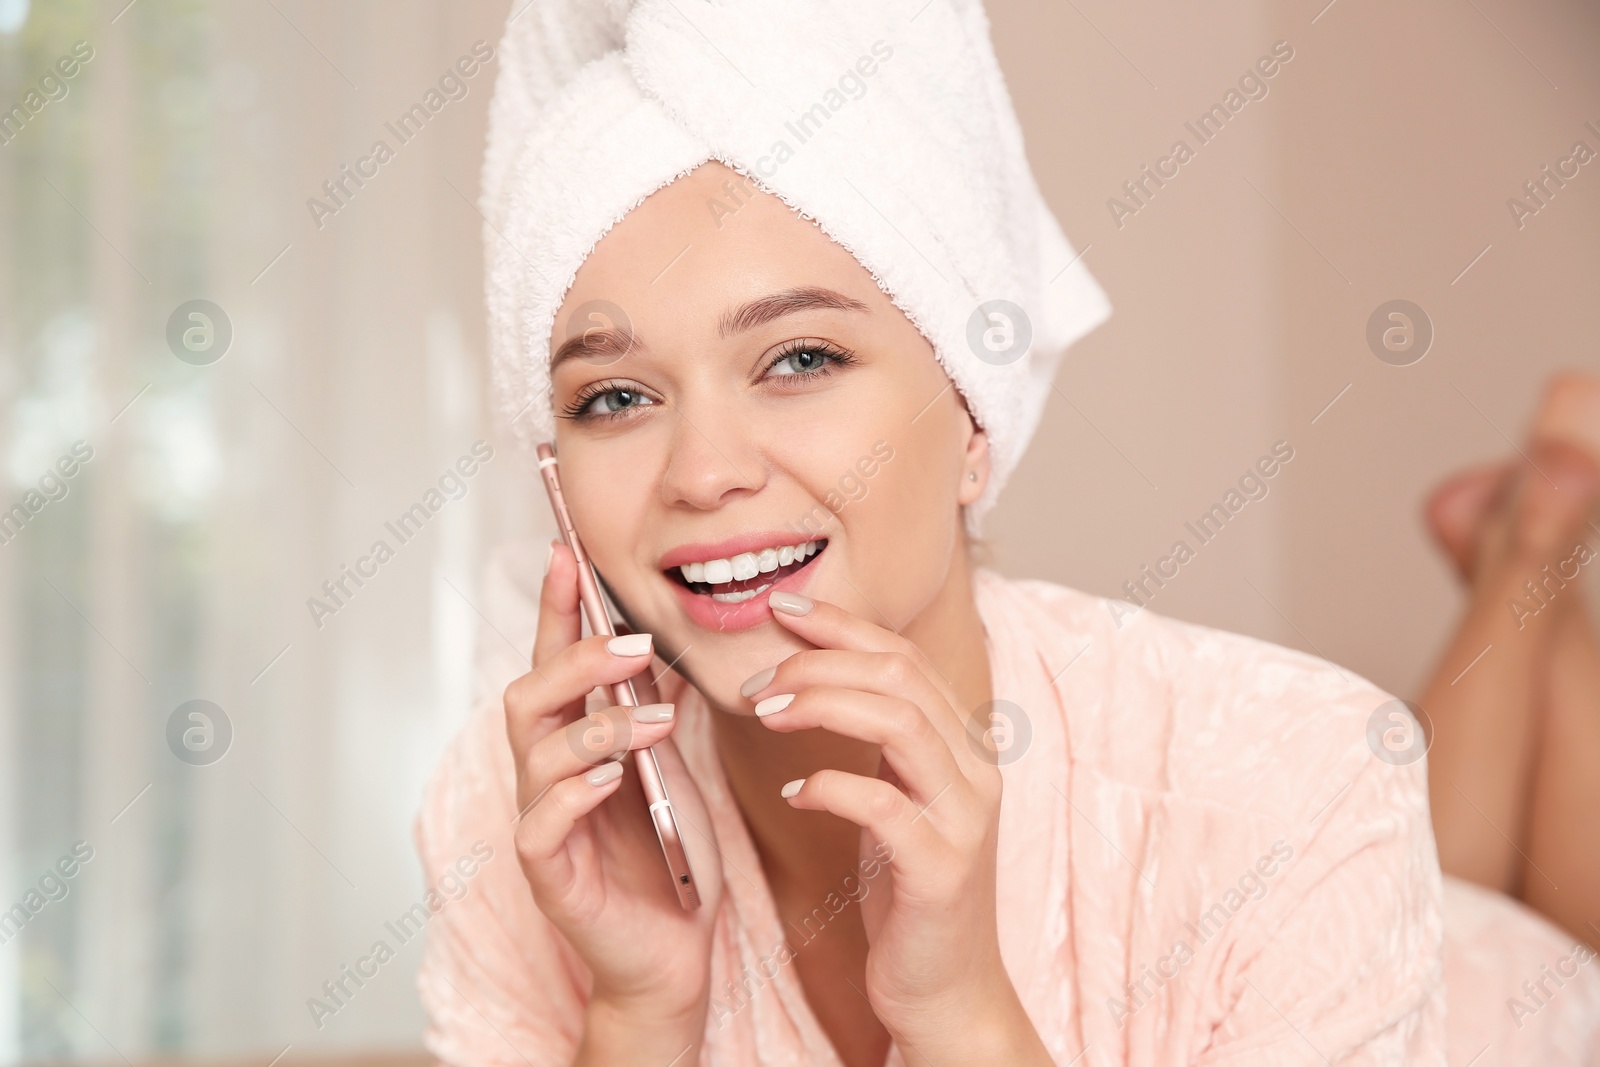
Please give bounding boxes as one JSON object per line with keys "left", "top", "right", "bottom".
{"left": 736, "top": 592, "right": 1048, "bottom": 1057}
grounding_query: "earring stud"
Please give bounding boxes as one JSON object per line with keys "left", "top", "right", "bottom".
{"left": 968, "top": 471, "right": 978, "bottom": 482}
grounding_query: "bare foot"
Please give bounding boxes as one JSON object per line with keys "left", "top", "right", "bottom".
{"left": 1536, "top": 370, "right": 1600, "bottom": 461}
{"left": 1423, "top": 445, "right": 1597, "bottom": 609}
{"left": 1517, "top": 371, "right": 1600, "bottom": 563}
{"left": 1425, "top": 373, "right": 1600, "bottom": 588}
{"left": 1424, "top": 459, "right": 1515, "bottom": 582}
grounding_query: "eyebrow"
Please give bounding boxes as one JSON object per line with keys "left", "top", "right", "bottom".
{"left": 549, "top": 286, "right": 870, "bottom": 371}
{"left": 716, "top": 286, "right": 870, "bottom": 339}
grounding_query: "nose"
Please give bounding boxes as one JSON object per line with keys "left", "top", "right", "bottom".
{"left": 659, "top": 405, "right": 766, "bottom": 511}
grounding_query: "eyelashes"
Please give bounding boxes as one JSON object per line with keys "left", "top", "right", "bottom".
{"left": 559, "top": 378, "right": 653, "bottom": 420}
{"left": 558, "top": 339, "right": 859, "bottom": 423}
{"left": 766, "top": 337, "right": 858, "bottom": 376}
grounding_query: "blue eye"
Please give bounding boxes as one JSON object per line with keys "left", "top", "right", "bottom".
{"left": 563, "top": 382, "right": 657, "bottom": 421}
{"left": 770, "top": 348, "right": 829, "bottom": 375}
{"left": 765, "top": 341, "right": 856, "bottom": 380}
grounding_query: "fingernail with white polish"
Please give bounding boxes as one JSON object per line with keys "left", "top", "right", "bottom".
{"left": 631, "top": 702, "right": 674, "bottom": 724}
{"left": 780, "top": 778, "right": 805, "bottom": 799}
{"left": 586, "top": 761, "right": 624, "bottom": 787}
{"left": 769, "top": 591, "right": 813, "bottom": 616}
{"left": 755, "top": 693, "right": 795, "bottom": 717}
{"left": 544, "top": 539, "right": 559, "bottom": 576}
{"left": 607, "top": 633, "right": 653, "bottom": 657}
{"left": 740, "top": 667, "right": 776, "bottom": 698}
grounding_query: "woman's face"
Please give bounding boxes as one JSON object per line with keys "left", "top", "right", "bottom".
{"left": 549, "top": 161, "right": 987, "bottom": 711}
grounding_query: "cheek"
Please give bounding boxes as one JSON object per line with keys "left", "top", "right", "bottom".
{"left": 556, "top": 445, "right": 658, "bottom": 578}
{"left": 864, "top": 436, "right": 959, "bottom": 532}
{"left": 774, "top": 430, "right": 874, "bottom": 521}
{"left": 830, "top": 413, "right": 963, "bottom": 619}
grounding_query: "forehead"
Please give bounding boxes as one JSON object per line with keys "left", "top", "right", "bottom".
{"left": 551, "top": 161, "right": 884, "bottom": 343}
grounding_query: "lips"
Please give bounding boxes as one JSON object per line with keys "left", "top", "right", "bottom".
{"left": 662, "top": 535, "right": 829, "bottom": 632}
{"left": 671, "top": 539, "right": 825, "bottom": 601}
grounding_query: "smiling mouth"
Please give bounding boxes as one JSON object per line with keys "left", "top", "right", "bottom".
{"left": 668, "top": 539, "right": 828, "bottom": 603}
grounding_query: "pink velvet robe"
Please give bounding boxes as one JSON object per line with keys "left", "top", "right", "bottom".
{"left": 414, "top": 552, "right": 1600, "bottom": 1065}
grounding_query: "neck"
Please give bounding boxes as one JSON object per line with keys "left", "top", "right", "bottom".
{"left": 708, "top": 548, "right": 992, "bottom": 900}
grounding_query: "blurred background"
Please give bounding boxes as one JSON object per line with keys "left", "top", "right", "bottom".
{"left": 0, "top": 0, "right": 1595, "bottom": 1062}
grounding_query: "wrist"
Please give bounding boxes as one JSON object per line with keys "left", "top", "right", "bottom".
{"left": 579, "top": 990, "right": 706, "bottom": 1063}
{"left": 885, "top": 975, "right": 1049, "bottom": 1067}
{"left": 968, "top": 989, "right": 1053, "bottom": 1066}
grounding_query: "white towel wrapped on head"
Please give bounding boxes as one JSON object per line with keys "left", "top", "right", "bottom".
{"left": 481, "top": 0, "right": 1112, "bottom": 527}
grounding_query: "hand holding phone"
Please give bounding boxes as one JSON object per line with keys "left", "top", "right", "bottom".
{"left": 534, "top": 442, "right": 702, "bottom": 910}
{"left": 500, "top": 443, "right": 722, "bottom": 1039}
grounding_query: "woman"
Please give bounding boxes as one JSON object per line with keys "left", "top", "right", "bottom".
{"left": 415, "top": 2, "right": 1600, "bottom": 1064}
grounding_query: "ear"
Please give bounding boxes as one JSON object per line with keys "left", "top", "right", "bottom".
{"left": 958, "top": 414, "right": 992, "bottom": 507}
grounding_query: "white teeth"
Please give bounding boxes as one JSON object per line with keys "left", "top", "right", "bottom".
{"left": 677, "top": 539, "right": 826, "bottom": 590}
{"left": 711, "top": 584, "right": 768, "bottom": 603}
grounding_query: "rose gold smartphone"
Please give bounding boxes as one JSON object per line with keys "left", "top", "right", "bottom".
{"left": 535, "top": 442, "right": 701, "bottom": 911}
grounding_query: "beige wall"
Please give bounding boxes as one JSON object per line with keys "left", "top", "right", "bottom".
{"left": 985, "top": 0, "right": 1600, "bottom": 699}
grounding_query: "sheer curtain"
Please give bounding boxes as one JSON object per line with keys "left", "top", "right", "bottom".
{"left": 0, "top": 1, "right": 542, "bottom": 1060}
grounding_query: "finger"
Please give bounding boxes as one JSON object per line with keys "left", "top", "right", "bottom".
{"left": 743, "top": 647, "right": 975, "bottom": 775}
{"left": 513, "top": 759, "right": 628, "bottom": 908}
{"left": 504, "top": 631, "right": 657, "bottom": 755}
{"left": 781, "top": 769, "right": 941, "bottom": 874}
{"left": 754, "top": 686, "right": 963, "bottom": 806}
{"left": 612, "top": 616, "right": 673, "bottom": 706}
{"left": 766, "top": 592, "right": 962, "bottom": 708}
{"left": 532, "top": 539, "right": 582, "bottom": 674}
{"left": 519, "top": 703, "right": 677, "bottom": 810}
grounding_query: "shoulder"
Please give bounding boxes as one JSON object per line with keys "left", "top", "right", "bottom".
{"left": 979, "top": 569, "right": 1416, "bottom": 825}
